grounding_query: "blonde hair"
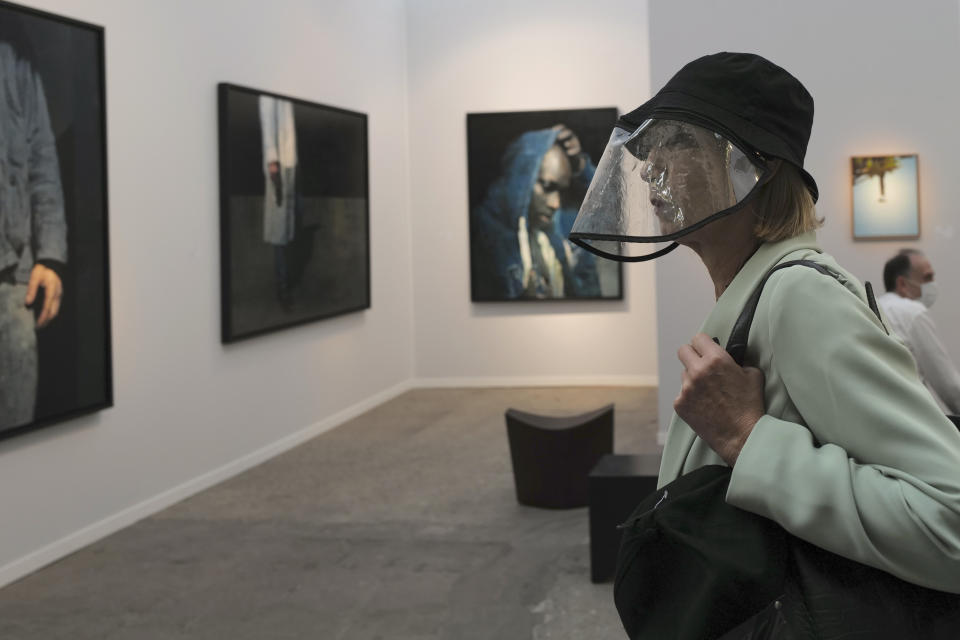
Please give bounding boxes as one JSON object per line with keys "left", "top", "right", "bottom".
{"left": 751, "top": 162, "right": 822, "bottom": 242}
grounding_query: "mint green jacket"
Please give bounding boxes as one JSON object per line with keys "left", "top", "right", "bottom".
{"left": 658, "top": 232, "right": 960, "bottom": 593}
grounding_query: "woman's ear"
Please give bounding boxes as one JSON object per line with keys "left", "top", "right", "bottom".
{"left": 757, "top": 157, "right": 782, "bottom": 188}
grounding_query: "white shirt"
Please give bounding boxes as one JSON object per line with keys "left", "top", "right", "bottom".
{"left": 259, "top": 95, "right": 297, "bottom": 168}
{"left": 877, "top": 291, "right": 960, "bottom": 414}
{"left": 516, "top": 217, "right": 565, "bottom": 298}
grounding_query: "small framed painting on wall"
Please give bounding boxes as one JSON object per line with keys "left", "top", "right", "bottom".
{"left": 851, "top": 155, "right": 920, "bottom": 240}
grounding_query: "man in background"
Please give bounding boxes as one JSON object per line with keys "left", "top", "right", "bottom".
{"left": 0, "top": 40, "right": 66, "bottom": 432}
{"left": 878, "top": 248, "right": 960, "bottom": 415}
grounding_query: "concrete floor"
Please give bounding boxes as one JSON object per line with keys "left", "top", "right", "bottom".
{"left": 0, "top": 386, "right": 660, "bottom": 639}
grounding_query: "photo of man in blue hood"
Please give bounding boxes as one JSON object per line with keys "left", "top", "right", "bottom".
{"left": 468, "top": 110, "right": 621, "bottom": 301}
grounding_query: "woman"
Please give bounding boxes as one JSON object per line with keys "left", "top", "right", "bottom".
{"left": 570, "top": 52, "right": 960, "bottom": 596}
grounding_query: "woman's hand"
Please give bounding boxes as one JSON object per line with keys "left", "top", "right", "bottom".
{"left": 552, "top": 124, "right": 586, "bottom": 174}
{"left": 674, "top": 333, "right": 766, "bottom": 466}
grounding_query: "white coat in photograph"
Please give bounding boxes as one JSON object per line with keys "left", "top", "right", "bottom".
{"left": 259, "top": 95, "right": 298, "bottom": 245}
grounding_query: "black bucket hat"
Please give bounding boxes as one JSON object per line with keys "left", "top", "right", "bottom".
{"left": 620, "top": 52, "right": 818, "bottom": 202}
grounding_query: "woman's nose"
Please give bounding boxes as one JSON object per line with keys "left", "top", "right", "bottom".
{"left": 546, "top": 191, "right": 561, "bottom": 209}
{"left": 643, "top": 158, "right": 666, "bottom": 185}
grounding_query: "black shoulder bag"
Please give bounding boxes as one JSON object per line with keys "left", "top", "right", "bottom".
{"left": 613, "top": 260, "right": 960, "bottom": 640}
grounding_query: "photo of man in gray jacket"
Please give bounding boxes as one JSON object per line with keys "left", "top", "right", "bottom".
{"left": 0, "top": 39, "right": 67, "bottom": 431}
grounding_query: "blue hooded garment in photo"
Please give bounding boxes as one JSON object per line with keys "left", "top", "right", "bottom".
{"left": 470, "top": 128, "right": 601, "bottom": 300}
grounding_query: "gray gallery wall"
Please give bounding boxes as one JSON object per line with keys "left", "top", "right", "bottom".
{"left": 405, "top": 0, "right": 660, "bottom": 386}
{"left": 652, "top": 0, "right": 960, "bottom": 439}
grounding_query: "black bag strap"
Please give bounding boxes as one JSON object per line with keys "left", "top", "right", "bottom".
{"left": 726, "top": 259, "right": 886, "bottom": 367}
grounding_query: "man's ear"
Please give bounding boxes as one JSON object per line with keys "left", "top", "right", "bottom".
{"left": 895, "top": 274, "right": 909, "bottom": 296}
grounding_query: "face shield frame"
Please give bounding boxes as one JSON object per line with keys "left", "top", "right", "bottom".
{"left": 568, "top": 113, "right": 775, "bottom": 263}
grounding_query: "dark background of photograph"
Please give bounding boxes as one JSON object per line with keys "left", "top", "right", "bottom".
{"left": 466, "top": 107, "right": 618, "bottom": 211}
{"left": 218, "top": 85, "right": 370, "bottom": 343}
{"left": 0, "top": 3, "right": 111, "bottom": 439}
{"left": 222, "top": 91, "right": 367, "bottom": 200}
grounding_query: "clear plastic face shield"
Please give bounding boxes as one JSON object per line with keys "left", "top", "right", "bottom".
{"left": 569, "top": 119, "right": 769, "bottom": 261}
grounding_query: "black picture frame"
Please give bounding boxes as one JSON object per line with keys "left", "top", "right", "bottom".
{"left": 467, "top": 107, "right": 623, "bottom": 302}
{"left": 0, "top": 1, "right": 113, "bottom": 442}
{"left": 218, "top": 84, "right": 371, "bottom": 343}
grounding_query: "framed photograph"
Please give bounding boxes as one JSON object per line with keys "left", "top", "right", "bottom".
{"left": 0, "top": 1, "right": 112, "bottom": 441}
{"left": 852, "top": 154, "right": 920, "bottom": 239}
{"left": 468, "top": 108, "right": 623, "bottom": 302}
{"left": 218, "top": 84, "right": 370, "bottom": 342}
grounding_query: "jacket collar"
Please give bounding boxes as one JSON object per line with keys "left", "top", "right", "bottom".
{"left": 700, "top": 231, "right": 822, "bottom": 347}
{"left": 658, "top": 232, "right": 823, "bottom": 483}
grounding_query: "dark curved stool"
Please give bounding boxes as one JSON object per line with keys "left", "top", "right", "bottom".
{"left": 505, "top": 403, "right": 614, "bottom": 509}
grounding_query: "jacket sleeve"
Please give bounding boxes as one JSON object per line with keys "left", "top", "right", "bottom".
{"left": 470, "top": 191, "right": 524, "bottom": 300}
{"left": 726, "top": 267, "right": 960, "bottom": 593}
{"left": 27, "top": 69, "right": 66, "bottom": 264}
{"left": 905, "top": 311, "right": 960, "bottom": 414}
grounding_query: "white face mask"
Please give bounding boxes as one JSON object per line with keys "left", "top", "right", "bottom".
{"left": 920, "top": 281, "right": 939, "bottom": 308}
{"left": 907, "top": 279, "right": 939, "bottom": 308}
